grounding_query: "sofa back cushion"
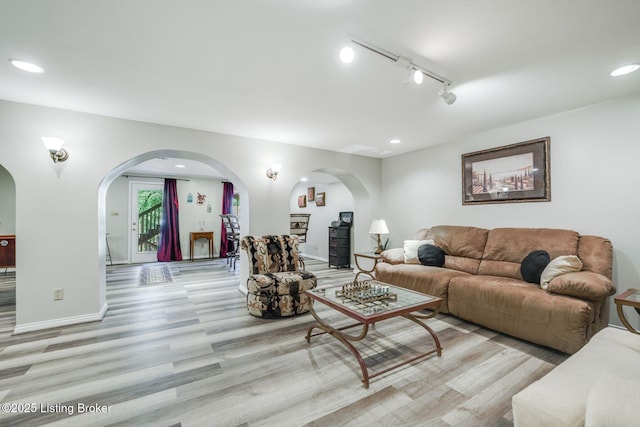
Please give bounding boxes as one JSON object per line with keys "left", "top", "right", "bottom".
{"left": 478, "top": 228, "right": 580, "bottom": 280}
{"left": 426, "top": 225, "right": 489, "bottom": 274}
{"left": 578, "top": 235, "right": 613, "bottom": 279}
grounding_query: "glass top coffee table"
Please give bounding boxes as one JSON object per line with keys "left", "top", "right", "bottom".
{"left": 305, "top": 280, "right": 443, "bottom": 388}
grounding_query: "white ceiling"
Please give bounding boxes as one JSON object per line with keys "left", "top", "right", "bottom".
{"left": 1, "top": 0, "right": 639, "bottom": 160}
{"left": 124, "top": 157, "right": 226, "bottom": 180}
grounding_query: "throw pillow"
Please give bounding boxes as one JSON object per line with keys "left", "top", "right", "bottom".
{"left": 520, "top": 250, "right": 551, "bottom": 284}
{"left": 540, "top": 255, "right": 583, "bottom": 289}
{"left": 404, "top": 239, "right": 434, "bottom": 264}
{"left": 417, "top": 244, "right": 445, "bottom": 267}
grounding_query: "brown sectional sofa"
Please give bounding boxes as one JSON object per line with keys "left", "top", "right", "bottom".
{"left": 375, "top": 225, "right": 616, "bottom": 354}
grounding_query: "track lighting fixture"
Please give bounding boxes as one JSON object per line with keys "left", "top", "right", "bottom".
{"left": 339, "top": 36, "right": 457, "bottom": 105}
{"left": 439, "top": 84, "right": 457, "bottom": 105}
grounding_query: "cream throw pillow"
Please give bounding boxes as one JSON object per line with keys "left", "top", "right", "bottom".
{"left": 540, "top": 255, "right": 582, "bottom": 289}
{"left": 404, "top": 239, "right": 434, "bottom": 264}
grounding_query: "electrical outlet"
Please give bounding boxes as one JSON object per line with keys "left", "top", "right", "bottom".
{"left": 53, "top": 288, "right": 64, "bottom": 301}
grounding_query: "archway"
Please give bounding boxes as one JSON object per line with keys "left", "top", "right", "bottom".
{"left": 97, "top": 149, "right": 249, "bottom": 310}
{"left": 0, "top": 164, "right": 16, "bottom": 327}
{"left": 289, "top": 168, "right": 374, "bottom": 266}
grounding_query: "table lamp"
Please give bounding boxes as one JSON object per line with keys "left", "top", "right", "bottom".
{"left": 369, "top": 219, "right": 389, "bottom": 254}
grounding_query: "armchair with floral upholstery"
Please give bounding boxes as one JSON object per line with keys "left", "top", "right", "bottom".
{"left": 241, "top": 235, "right": 317, "bottom": 318}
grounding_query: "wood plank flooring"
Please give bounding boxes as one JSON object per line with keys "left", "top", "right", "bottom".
{"left": 0, "top": 259, "right": 566, "bottom": 426}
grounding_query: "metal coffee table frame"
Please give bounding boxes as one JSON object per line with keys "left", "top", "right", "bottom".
{"left": 305, "top": 282, "right": 443, "bottom": 388}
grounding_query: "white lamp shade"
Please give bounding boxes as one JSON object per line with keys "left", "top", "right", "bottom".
{"left": 369, "top": 219, "right": 389, "bottom": 234}
{"left": 41, "top": 137, "right": 65, "bottom": 151}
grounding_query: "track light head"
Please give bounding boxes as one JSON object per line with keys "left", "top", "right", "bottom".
{"left": 413, "top": 69, "right": 424, "bottom": 84}
{"left": 439, "top": 85, "right": 457, "bottom": 105}
{"left": 339, "top": 45, "right": 354, "bottom": 63}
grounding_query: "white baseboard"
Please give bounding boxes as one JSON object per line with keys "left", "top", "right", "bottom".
{"left": 13, "top": 302, "right": 109, "bottom": 335}
{"left": 238, "top": 283, "right": 248, "bottom": 296}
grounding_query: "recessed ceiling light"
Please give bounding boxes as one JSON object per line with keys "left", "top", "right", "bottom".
{"left": 389, "top": 139, "right": 401, "bottom": 144}
{"left": 174, "top": 164, "right": 186, "bottom": 168}
{"left": 300, "top": 177, "right": 308, "bottom": 182}
{"left": 9, "top": 58, "right": 45, "bottom": 73}
{"left": 610, "top": 64, "right": 640, "bottom": 77}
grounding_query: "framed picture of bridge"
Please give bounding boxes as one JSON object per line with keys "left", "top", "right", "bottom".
{"left": 462, "top": 137, "right": 550, "bottom": 205}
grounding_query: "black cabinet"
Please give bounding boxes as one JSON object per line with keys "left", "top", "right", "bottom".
{"left": 328, "top": 226, "right": 350, "bottom": 268}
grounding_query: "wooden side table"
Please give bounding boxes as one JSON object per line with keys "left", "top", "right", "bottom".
{"left": 189, "top": 231, "right": 214, "bottom": 261}
{"left": 353, "top": 252, "right": 383, "bottom": 282}
{"left": 614, "top": 289, "right": 640, "bottom": 334}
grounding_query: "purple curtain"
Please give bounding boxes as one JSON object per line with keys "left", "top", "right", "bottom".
{"left": 157, "top": 178, "right": 183, "bottom": 262}
{"left": 219, "top": 182, "right": 234, "bottom": 257}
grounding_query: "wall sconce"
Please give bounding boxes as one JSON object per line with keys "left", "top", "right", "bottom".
{"left": 369, "top": 218, "right": 390, "bottom": 254}
{"left": 266, "top": 163, "right": 282, "bottom": 181}
{"left": 41, "top": 137, "right": 69, "bottom": 163}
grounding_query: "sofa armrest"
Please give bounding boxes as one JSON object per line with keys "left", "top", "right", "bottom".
{"left": 380, "top": 247, "right": 405, "bottom": 264}
{"left": 544, "top": 271, "right": 615, "bottom": 301}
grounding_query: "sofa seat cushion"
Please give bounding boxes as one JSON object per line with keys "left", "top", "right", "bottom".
{"left": 375, "top": 263, "right": 469, "bottom": 313}
{"left": 247, "top": 271, "right": 317, "bottom": 295}
{"left": 447, "top": 275, "right": 595, "bottom": 354}
{"left": 512, "top": 327, "right": 640, "bottom": 427}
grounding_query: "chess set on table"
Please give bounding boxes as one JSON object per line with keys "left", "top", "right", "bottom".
{"left": 336, "top": 280, "right": 398, "bottom": 304}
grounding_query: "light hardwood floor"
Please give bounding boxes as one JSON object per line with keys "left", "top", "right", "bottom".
{"left": 0, "top": 259, "right": 566, "bottom": 426}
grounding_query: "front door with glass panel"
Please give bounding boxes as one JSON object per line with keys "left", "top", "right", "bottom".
{"left": 130, "top": 182, "right": 163, "bottom": 263}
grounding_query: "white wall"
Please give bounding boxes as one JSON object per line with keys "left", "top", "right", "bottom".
{"left": 176, "top": 178, "right": 224, "bottom": 259}
{"left": 105, "top": 175, "right": 131, "bottom": 263}
{"left": 290, "top": 179, "right": 355, "bottom": 263}
{"left": 382, "top": 93, "right": 640, "bottom": 327}
{"left": 0, "top": 99, "right": 382, "bottom": 331}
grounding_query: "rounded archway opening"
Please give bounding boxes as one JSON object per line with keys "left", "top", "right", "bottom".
{"left": 0, "top": 164, "right": 17, "bottom": 327}
{"left": 97, "top": 149, "right": 249, "bottom": 307}
{"left": 288, "top": 168, "right": 374, "bottom": 267}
